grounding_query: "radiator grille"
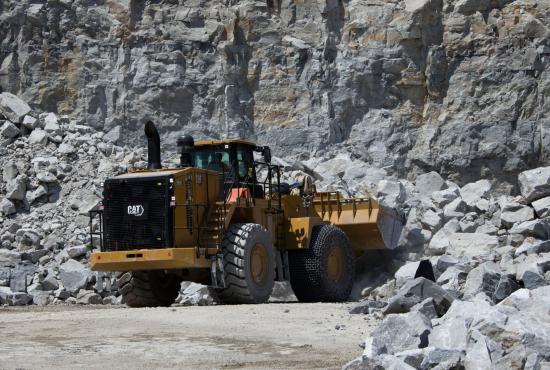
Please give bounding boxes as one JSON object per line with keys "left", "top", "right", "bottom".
{"left": 102, "top": 175, "right": 172, "bottom": 251}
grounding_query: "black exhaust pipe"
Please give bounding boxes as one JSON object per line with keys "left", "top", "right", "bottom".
{"left": 144, "top": 121, "right": 162, "bottom": 169}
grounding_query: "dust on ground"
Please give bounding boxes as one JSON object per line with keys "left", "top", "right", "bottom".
{"left": 0, "top": 303, "right": 378, "bottom": 369}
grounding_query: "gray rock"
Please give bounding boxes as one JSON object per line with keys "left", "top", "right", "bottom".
{"left": 443, "top": 198, "right": 467, "bottom": 220}
{"left": 0, "top": 198, "right": 16, "bottom": 215}
{"left": 67, "top": 245, "right": 88, "bottom": 259}
{"left": 41, "top": 275, "right": 59, "bottom": 291}
{"left": 0, "top": 121, "right": 20, "bottom": 138}
{"left": 410, "top": 298, "right": 438, "bottom": 320}
{"left": 269, "top": 281, "right": 297, "bottom": 302}
{"left": 431, "top": 188, "right": 459, "bottom": 208}
{"left": 447, "top": 233, "right": 498, "bottom": 260}
{"left": 460, "top": 180, "right": 491, "bottom": 208}
{"left": 344, "top": 354, "right": 415, "bottom": 370}
{"left": 349, "top": 299, "right": 388, "bottom": 314}
{"left": 57, "top": 143, "right": 76, "bottom": 154}
{"left": 28, "top": 129, "right": 48, "bottom": 145}
{"left": 59, "top": 259, "right": 90, "bottom": 294}
{"left": 6, "top": 292, "right": 33, "bottom": 306}
{"left": 22, "top": 115, "right": 38, "bottom": 130}
{"left": 76, "top": 290, "right": 102, "bottom": 304}
{"left": 103, "top": 126, "right": 121, "bottom": 144}
{"left": 177, "top": 282, "right": 215, "bottom": 306}
{"left": 519, "top": 166, "right": 550, "bottom": 203}
{"left": 421, "top": 210, "right": 443, "bottom": 231}
{"left": 521, "top": 270, "right": 547, "bottom": 290}
{"left": 532, "top": 197, "right": 550, "bottom": 218}
{"left": 395, "top": 261, "right": 421, "bottom": 288}
{"left": 510, "top": 219, "right": 550, "bottom": 239}
{"left": 463, "top": 262, "right": 519, "bottom": 303}
{"left": 514, "top": 239, "right": 550, "bottom": 257}
{"left": 377, "top": 180, "right": 406, "bottom": 207}
{"left": 500, "top": 202, "right": 535, "bottom": 228}
{"left": 371, "top": 312, "right": 432, "bottom": 355}
{"left": 0, "top": 92, "right": 31, "bottom": 123}
{"left": 415, "top": 172, "right": 446, "bottom": 198}
{"left": 36, "top": 171, "right": 57, "bottom": 183}
{"left": 384, "top": 277, "right": 455, "bottom": 317}
{"left": 0, "top": 249, "right": 20, "bottom": 264}
{"left": 6, "top": 175, "right": 27, "bottom": 201}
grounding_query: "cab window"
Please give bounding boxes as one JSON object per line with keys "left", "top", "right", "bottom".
{"left": 235, "top": 145, "right": 254, "bottom": 180}
{"left": 192, "top": 147, "right": 231, "bottom": 173}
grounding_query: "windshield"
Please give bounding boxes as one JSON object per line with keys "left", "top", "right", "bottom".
{"left": 191, "top": 148, "right": 231, "bottom": 173}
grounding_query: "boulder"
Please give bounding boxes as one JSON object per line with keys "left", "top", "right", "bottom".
{"left": 500, "top": 203, "right": 534, "bottom": 228}
{"left": 41, "top": 275, "right": 59, "bottom": 291}
{"left": 371, "top": 312, "right": 432, "bottom": 355}
{"left": 376, "top": 180, "right": 406, "bottom": 207}
{"left": 6, "top": 175, "right": 27, "bottom": 201}
{"left": 443, "top": 197, "right": 467, "bottom": 220}
{"left": 0, "top": 198, "right": 16, "bottom": 215}
{"left": 410, "top": 298, "right": 438, "bottom": 319}
{"left": 463, "top": 262, "right": 519, "bottom": 303}
{"left": 447, "top": 233, "right": 498, "bottom": 260}
{"left": 431, "top": 188, "right": 459, "bottom": 208}
{"left": 518, "top": 166, "right": 550, "bottom": 203}
{"left": 521, "top": 270, "right": 547, "bottom": 289}
{"left": 460, "top": 179, "right": 491, "bottom": 207}
{"left": 76, "top": 290, "right": 102, "bottom": 304}
{"left": 514, "top": 239, "right": 550, "bottom": 257}
{"left": 420, "top": 209, "right": 443, "bottom": 231}
{"left": 349, "top": 299, "right": 387, "bottom": 314}
{"left": 67, "top": 245, "right": 88, "bottom": 259}
{"left": 59, "top": 259, "right": 90, "bottom": 294}
{"left": 22, "top": 115, "right": 38, "bottom": 130}
{"left": 176, "top": 282, "right": 215, "bottom": 306}
{"left": 0, "top": 92, "right": 31, "bottom": 123}
{"left": 28, "top": 129, "right": 48, "bottom": 145}
{"left": 532, "top": 197, "right": 550, "bottom": 218}
{"left": 510, "top": 219, "right": 550, "bottom": 239}
{"left": 269, "top": 281, "right": 297, "bottom": 302}
{"left": 383, "top": 277, "right": 455, "bottom": 316}
{"left": 0, "top": 120, "right": 20, "bottom": 138}
{"left": 103, "top": 126, "right": 121, "bottom": 144}
{"left": 415, "top": 172, "right": 446, "bottom": 198}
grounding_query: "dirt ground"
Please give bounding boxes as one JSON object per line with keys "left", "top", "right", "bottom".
{"left": 0, "top": 303, "right": 378, "bottom": 369}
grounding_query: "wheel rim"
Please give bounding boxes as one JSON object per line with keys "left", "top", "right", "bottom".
{"left": 327, "top": 246, "right": 345, "bottom": 283}
{"left": 250, "top": 243, "right": 269, "bottom": 285}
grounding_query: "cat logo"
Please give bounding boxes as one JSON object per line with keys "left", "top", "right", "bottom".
{"left": 127, "top": 205, "right": 145, "bottom": 217}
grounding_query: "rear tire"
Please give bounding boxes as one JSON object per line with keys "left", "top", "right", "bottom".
{"left": 288, "top": 224, "right": 354, "bottom": 302}
{"left": 117, "top": 270, "right": 181, "bottom": 308}
{"left": 217, "top": 223, "right": 276, "bottom": 304}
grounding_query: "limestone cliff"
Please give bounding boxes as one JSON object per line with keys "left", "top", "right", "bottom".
{"left": 1, "top": 0, "right": 549, "bottom": 189}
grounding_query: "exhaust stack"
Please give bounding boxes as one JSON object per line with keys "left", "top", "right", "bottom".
{"left": 144, "top": 121, "right": 162, "bottom": 169}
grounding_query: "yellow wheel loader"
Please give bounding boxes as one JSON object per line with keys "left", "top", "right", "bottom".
{"left": 89, "top": 121, "right": 404, "bottom": 307}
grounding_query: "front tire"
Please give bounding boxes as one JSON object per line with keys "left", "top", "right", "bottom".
{"left": 217, "top": 223, "right": 276, "bottom": 304}
{"left": 117, "top": 270, "right": 181, "bottom": 308}
{"left": 288, "top": 225, "right": 354, "bottom": 302}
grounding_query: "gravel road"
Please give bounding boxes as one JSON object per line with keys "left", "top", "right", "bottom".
{"left": 0, "top": 303, "right": 377, "bottom": 369}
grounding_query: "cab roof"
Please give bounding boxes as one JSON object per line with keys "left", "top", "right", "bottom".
{"left": 194, "top": 139, "right": 256, "bottom": 147}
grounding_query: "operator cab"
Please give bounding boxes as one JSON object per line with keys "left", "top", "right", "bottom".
{"left": 177, "top": 138, "right": 272, "bottom": 198}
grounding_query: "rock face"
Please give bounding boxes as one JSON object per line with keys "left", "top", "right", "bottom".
{"left": 0, "top": 0, "right": 549, "bottom": 185}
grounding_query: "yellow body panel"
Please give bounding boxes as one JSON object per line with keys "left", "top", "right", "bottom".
{"left": 285, "top": 217, "right": 328, "bottom": 249}
{"left": 90, "top": 248, "right": 211, "bottom": 271}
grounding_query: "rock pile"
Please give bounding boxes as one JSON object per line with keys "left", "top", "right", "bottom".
{"left": 344, "top": 168, "right": 550, "bottom": 369}
{"left": 0, "top": 92, "right": 144, "bottom": 306}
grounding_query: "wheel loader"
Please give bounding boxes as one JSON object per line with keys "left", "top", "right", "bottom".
{"left": 88, "top": 121, "right": 404, "bottom": 307}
